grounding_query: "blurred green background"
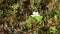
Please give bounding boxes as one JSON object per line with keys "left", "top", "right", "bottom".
{"left": 0, "top": 0, "right": 60, "bottom": 34}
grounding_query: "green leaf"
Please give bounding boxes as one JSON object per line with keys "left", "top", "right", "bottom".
{"left": 50, "top": 26, "right": 57, "bottom": 33}
{"left": 11, "top": 2, "right": 19, "bottom": 12}
{"left": 54, "top": 15, "right": 57, "bottom": 22}
{"left": 27, "top": 24, "right": 32, "bottom": 29}
{"left": 35, "top": 16, "right": 43, "bottom": 22}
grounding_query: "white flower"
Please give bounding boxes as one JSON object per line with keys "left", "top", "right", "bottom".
{"left": 31, "top": 12, "right": 39, "bottom": 17}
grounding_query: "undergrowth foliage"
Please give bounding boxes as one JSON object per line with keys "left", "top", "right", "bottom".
{"left": 0, "top": 0, "right": 60, "bottom": 34}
